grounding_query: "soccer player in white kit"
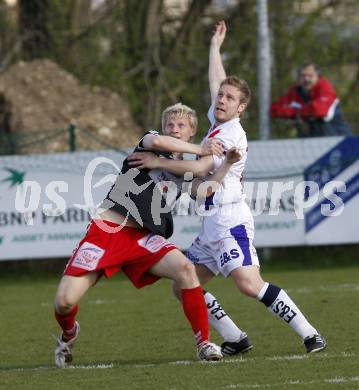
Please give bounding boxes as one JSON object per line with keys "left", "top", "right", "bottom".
{"left": 188, "top": 20, "right": 326, "bottom": 355}
{"left": 134, "top": 21, "right": 326, "bottom": 355}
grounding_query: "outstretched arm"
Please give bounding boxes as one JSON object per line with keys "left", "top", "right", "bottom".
{"left": 128, "top": 153, "right": 215, "bottom": 178}
{"left": 127, "top": 148, "right": 242, "bottom": 197}
{"left": 141, "top": 133, "right": 223, "bottom": 156}
{"left": 209, "top": 20, "right": 227, "bottom": 102}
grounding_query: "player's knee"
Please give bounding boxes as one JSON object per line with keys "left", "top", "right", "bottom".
{"left": 180, "top": 260, "right": 196, "bottom": 277}
{"left": 235, "top": 278, "right": 260, "bottom": 298}
{"left": 55, "top": 293, "right": 77, "bottom": 314}
{"left": 232, "top": 267, "right": 264, "bottom": 297}
{"left": 176, "top": 260, "right": 198, "bottom": 284}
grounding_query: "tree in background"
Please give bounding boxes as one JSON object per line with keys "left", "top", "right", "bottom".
{"left": 0, "top": 0, "right": 20, "bottom": 72}
{"left": 18, "top": 0, "right": 52, "bottom": 59}
{"left": 1, "top": 0, "right": 357, "bottom": 140}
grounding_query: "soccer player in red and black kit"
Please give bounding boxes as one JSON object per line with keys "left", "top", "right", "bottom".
{"left": 53, "top": 103, "right": 241, "bottom": 367}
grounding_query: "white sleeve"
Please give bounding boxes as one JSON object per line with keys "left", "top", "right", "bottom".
{"left": 213, "top": 133, "right": 248, "bottom": 170}
{"left": 211, "top": 129, "right": 247, "bottom": 170}
{"left": 207, "top": 103, "right": 216, "bottom": 127}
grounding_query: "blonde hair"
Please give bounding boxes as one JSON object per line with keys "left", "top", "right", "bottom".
{"left": 161, "top": 103, "right": 198, "bottom": 132}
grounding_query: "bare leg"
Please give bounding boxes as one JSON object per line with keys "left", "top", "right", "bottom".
{"left": 172, "top": 263, "right": 215, "bottom": 299}
{"left": 55, "top": 273, "right": 99, "bottom": 314}
{"left": 54, "top": 272, "right": 100, "bottom": 368}
{"left": 230, "top": 265, "right": 265, "bottom": 297}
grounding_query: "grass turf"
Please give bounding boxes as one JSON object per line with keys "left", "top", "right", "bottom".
{"left": 0, "top": 266, "right": 358, "bottom": 390}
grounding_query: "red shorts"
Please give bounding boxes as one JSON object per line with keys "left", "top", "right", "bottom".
{"left": 64, "top": 220, "right": 177, "bottom": 288}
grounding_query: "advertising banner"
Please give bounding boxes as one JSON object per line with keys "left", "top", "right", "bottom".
{"left": 0, "top": 151, "right": 123, "bottom": 260}
{"left": 0, "top": 136, "right": 358, "bottom": 261}
{"left": 304, "top": 137, "right": 359, "bottom": 245}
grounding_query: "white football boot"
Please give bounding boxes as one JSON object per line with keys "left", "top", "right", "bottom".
{"left": 55, "top": 321, "right": 80, "bottom": 368}
{"left": 197, "top": 341, "right": 223, "bottom": 361}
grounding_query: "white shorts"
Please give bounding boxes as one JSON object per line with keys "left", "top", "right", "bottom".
{"left": 186, "top": 222, "right": 260, "bottom": 277}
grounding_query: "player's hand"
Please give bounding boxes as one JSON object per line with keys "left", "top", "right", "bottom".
{"left": 211, "top": 20, "right": 227, "bottom": 48}
{"left": 225, "top": 147, "right": 241, "bottom": 164}
{"left": 201, "top": 138, "right": 224, "bottom": 156}
{"left": 127, "top": 152, "right": 160, "bottom": 170}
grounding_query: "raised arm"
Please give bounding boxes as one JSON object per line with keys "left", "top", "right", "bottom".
{"left": 209, "top": 20, "right": 227, "bottom": 102}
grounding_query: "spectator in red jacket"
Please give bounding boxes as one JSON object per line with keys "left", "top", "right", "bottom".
{"left": 271, "top": 63, "right": 352, "bottom": 137}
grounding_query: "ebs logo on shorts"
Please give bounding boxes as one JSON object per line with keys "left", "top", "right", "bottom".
{"left": 220, "top": 249, "right": 239, "bottom": 267}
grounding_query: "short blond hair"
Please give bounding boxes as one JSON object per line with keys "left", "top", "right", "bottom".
{"left": 161, "top": 103, "right": 198, "bottom": 132}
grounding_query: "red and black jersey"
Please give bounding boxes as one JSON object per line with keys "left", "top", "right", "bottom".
{"left": 101, "top": 131, "right": 185, "bottom": 239}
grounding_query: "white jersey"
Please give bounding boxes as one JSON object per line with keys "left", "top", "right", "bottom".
{"left": 199, "top": 104, "right": 252, "bottom": 242}
{"left": 202, "top": 103, "right": 248, "bottom": 204}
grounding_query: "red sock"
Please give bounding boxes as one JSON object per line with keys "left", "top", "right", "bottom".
{"left": 55, "top": 305, "right": 78, "bottom": 341}
{"left": 181, "top": 287, "right": 209, "bottom": 346}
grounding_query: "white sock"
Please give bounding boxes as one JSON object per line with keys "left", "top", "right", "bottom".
{"left": 204, "top": 291, "right": 244, "bottom": 342}
{"left": 257, "top": 283, "right": 318, "bottom": 339}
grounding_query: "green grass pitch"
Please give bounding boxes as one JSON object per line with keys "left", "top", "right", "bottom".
{"left": 0, "top": 266, "right": 358, "bottom": 390}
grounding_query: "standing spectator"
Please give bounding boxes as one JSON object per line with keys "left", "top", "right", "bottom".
{"left": 271, "top": 63, "right": 352, "bottom": 137}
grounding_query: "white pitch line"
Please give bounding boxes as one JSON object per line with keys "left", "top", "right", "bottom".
{"left": 286, "top": 283, "right": 359, "bottom": 294}
{"left": 0, "top": 363, "right": 114, "bottom": 373}
{"left": 169, "top": 360, "right": 192, "bottom": 365}
{"left": 266, "top": 354, "right": 307, "bottom": 361}
{"left": 87, "top": 299, "right": 117, "bottom": 305}
{"left": 41, "top": 299, "right": 117, "bottom": 307}
{"left": 67, "top": 363, "right": 114, "bottom": 369}
{"left": 221, "top": 376, "right": 359, "bottom": 389}
{"left": 326, "top": 376, "right": 359, "bottom": 383}
{"left": 39, "top": 283, "right": 359, "bottom": 308}
{"left": 266, "top": 352, "right": 356, "bottom": 361}
{"left": 0, "top": 352, "right": 357, "bottom": 373}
